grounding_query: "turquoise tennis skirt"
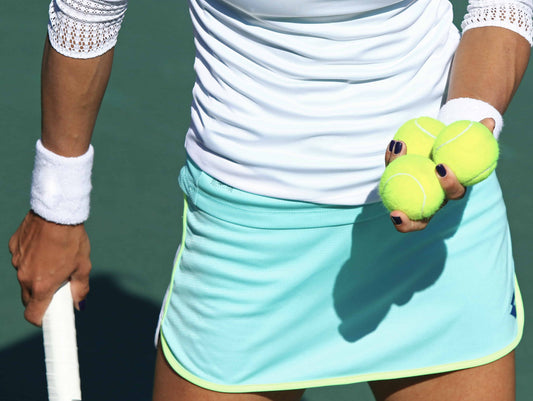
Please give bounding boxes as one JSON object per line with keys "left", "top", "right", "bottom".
{"left": 158, "top": 158, "right": 523, "bottom": 393}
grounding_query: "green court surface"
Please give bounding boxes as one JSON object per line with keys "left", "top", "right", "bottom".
{"left": 1, "top": 2, "right": 531, "bottom": 400}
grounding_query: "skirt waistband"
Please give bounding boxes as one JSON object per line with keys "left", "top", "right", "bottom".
{"left": 178, "top": 157, "right": 502, "bottom": 230}
{"left": 179, "top": 158, "right": 385, "bottom": 229}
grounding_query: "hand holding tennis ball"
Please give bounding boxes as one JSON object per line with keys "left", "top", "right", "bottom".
{"left": 380, "top": 118, "right": 498, "bottom": 223}
{"left": 431, "top": 120, "right": 499, "bottom": 186}
{"left": 393, "top": 117, "right": 445, "bottom": 158}
{"left": 379, "top": 155, "right": 445, "bottom": 221}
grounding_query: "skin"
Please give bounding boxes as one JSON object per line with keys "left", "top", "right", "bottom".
{"left": 385, "top": 117, "right": 494, "bottom": 231}
{"left": 152, "top": 342, "right": 515, "bottom": 401}
{"left": 389, "top": 26, "right": 530, "bottom": 234}
{"left": 9, "top": 40, "right": 114, "bottom": 326}
{"left": 8, "top": 17, "right": 530, "bottom": 401}
{"left": 152, "top": 344, "right": 306, "bottom": 401}
{"left": 369, "top": 352, "right": 515, "bottom": 401}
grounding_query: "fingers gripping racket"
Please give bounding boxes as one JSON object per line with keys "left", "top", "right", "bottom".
{"left": 42, "top": 282, "right": 82, "bottom": 401}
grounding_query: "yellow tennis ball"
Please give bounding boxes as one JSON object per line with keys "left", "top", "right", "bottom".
{"left": 379, "top": 155, "right": 445, "bottom": 220}
{"left": 431, "top": 120, "right": 499, "bottom": 186}
{"left": 393, "top": 117, "right": 446, "bottom": 157}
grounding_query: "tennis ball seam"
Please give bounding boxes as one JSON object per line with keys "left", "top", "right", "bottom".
{"left": 462, "top": 161, "right": 497, "bottom": 186}
{"left": 415, "top": 119, "right": 438, "bottom": 140}
{"left": 382, "top": 172, "right": 427, "bottom": 217}
{"left": 433, "top": 121, "right": 474, "bottom": 153}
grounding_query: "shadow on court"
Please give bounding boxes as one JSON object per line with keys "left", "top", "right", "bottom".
{"left": 0, "top": 275, "right": 160, "bottom": 401}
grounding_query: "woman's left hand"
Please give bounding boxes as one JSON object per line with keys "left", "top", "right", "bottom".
{"left": 385, "top": 118, "right": 495, "bottom": 233}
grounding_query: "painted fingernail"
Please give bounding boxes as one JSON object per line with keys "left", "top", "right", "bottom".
{"left": 394, "top": 141, "right": 403, "bottom": 154}
{"left": 79, "top": 300, "right": 86, "bottom": 311}
{"left": 391, "top": 216, "right": 402, "bottom": 225}
{"left": 436, "top": 164, "right": 447, "bottom": 177}
{"left": 388, "top": 140, "right": 395, "bottom": 152}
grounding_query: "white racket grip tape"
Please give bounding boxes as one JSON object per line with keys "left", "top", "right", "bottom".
{"left": 42, "top": 282, "right": 82, "bottom": 401}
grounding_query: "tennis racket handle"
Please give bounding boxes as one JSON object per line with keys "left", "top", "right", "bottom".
{"left": 42, "top": 282, "right": 82, "bottom": 401}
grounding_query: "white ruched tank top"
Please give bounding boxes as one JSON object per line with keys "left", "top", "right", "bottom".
{"left": 184, "top": 0, "right": 460, "bottom": 205}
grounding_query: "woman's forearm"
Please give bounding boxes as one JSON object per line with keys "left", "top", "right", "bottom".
{"left": 447, "top": 26, "right": 530, "bottom": 113}
{"left": 41, "top": 37, "right": 115, "bottom": 156}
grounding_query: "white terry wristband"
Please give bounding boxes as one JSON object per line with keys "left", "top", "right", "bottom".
{"left": 438, "top": 98, "right": 504, "bottom": 139}
{"left": 31, "top": 140, "right": 94, "bottom": 225}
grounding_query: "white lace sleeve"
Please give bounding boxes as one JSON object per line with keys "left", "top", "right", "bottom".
{"left": 48, "top": 0, "right": 128, "bottom": 59}
{"left": 462, "top": 0, "right": 533, "bottom": 45}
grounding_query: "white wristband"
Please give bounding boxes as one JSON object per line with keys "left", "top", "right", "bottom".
{"left": 30, "top": 140, "right": 94, "bottom": 225}
{"left": 438, "top": 98, "right": 504, "bottom": 139}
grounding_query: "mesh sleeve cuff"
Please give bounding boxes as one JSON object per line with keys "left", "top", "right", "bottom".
{"left": 48, "top": 0, "right": 128, "bottom": 59}
{"left": 462, "top": 0, "right": 533, "bottom": 46}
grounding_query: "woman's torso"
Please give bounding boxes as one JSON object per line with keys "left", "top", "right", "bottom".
{"left": 185, "top": 0, "right": 460, "bottom": 205}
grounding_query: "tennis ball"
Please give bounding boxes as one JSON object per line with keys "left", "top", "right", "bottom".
{"left": 431, "top": 120, "right": 499, "bottom": 186}
{"left": 393, "top": 117, "right": 445, "bottom": 157}
{"left": 379, "top": 155, "right": 445, "bottom": 220}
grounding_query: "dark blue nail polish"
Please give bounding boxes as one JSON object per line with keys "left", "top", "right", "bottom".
{"left": 388, "top": 140, "right": 395, "bottom": 152}
{"left": 436, "top": 164, "right": 447, "bottom": 177}
{"left": 79, "top": 300, "right": 86, "bottom": 311}
{"left": 391, "top": 216, "right": 402, "bottom": 225}
{"left": 394, "top": 141, "right": 403, "bottom": 154}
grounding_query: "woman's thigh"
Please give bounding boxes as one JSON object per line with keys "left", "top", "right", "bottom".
{"left": 369, "top": 351, "right": 515, "bottom": 401}
{"left": 152, "top": 343, "right": 305, "bottom": 401}
{"left": 153, "top": 340, "right": 514, "bottom": 401}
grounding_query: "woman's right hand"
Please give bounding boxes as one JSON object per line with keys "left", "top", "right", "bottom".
{"left": 9, "top": 211, "right": 91, "bottom": 326}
